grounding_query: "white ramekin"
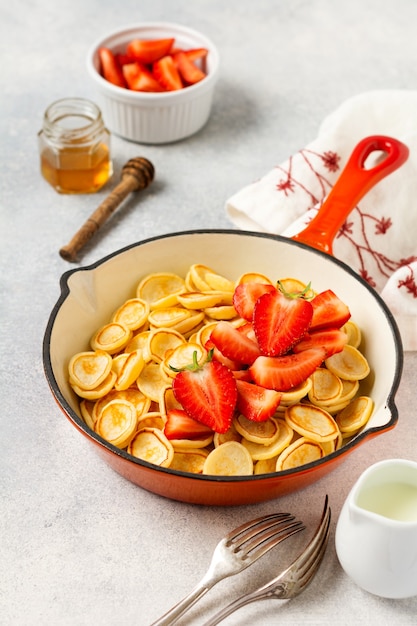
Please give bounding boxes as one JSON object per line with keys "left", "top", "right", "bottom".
{"left": 86, "top": 22, "right": 220, "bottom": 144}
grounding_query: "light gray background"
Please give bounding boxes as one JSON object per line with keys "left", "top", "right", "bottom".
{"left": 1, "top": 1, "right": 416, "bottom": 624}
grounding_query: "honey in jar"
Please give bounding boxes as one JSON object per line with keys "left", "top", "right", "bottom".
{"left": 38, "top": 98, "right": 112, "bottom": 194}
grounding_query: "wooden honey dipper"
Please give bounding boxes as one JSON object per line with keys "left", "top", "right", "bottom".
{"left": 59, "top": 156, "right": 155, "bottom": 262}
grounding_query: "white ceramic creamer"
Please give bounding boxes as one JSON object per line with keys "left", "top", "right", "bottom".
{"left": 335, "top": 459, "right": 417, "bottom": 598}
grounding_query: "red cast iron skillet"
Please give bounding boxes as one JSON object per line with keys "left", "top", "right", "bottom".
{"left": 43, "top": 135, "right": 409, "bottom": 505}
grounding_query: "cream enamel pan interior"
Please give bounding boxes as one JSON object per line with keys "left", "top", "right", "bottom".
{"left": 43, "top": 228, "right": 403, "bottom": 506}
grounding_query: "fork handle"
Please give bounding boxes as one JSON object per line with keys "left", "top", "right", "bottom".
{"left": 150, "top": 582, "right": 212, "bottom": 626}
{"left": 201, "top": 588, "right": 274, "bottom": 626}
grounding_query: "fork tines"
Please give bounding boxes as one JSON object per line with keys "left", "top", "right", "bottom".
{"left": 227, "top": 513, "right": 305, "bottom": 561}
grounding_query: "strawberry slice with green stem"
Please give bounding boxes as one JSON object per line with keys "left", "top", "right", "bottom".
{"left": 171, "top": 350, "right": 237, "bottom": 434}
{"left": 253, "top": 282, "right": 313, "bottom": 356}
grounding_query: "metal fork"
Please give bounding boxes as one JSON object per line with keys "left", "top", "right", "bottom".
{"left": 150, "top": 512, "right": 305, "bottom": 626}
{"left": 201, "top": 496, "right": 331, "bottom": 626}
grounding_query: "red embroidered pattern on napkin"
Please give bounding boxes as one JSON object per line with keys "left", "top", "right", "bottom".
{"left": 274, "top": 148, "right": 417, "bottom": 293}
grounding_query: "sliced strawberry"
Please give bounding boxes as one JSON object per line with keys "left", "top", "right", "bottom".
{"left": 115, "top": 52, "right": 136, "bottom": 66}
{"left": 171, "top": 47, "right": 208, "bottom": 62}
{"left": 249, "top": 348, "right": 326, "bottom": 392}
{"left": 122, "top": 62, "right": 165, "bottom": 92}
{"left": 232, "top": 369, "right": 253, "bottom": 382}
{"left": 204, "top": 339, "right": 242, "bottom": 371}
{"left": 233, "top": 282, "right": 276, "bottom": 321}
{"left": 236, "top": 380, "right": 281, "bottom": 422}
{"left": 164, "top": 408, "right": 214, "bottom": 440}
{"left": 126, "top": 38, "right": 174, "bottom": 64}
{"left": 293, "top": 328, "right": 348, "bottom": 358}
{"left": 186, "top": 48, "right": 208, "bottom": 62}
{"left": 310, "top": 289, "right": 351, "bottom": 330}
{"left": 98, "top": 47, "right": 126, "bottom": 88}
{"left": 236, "top": 322, "right": 257, "bottom": 342}
{"left": 253, "top": 289, "right": 313, "bottom": 356}
{"left": 210, "top": 321, "right": 261, "bottom": 365}
{"left": 135, "top": 66, "right": 165, "bottom": 92}
{"left": 153, "top": 55, "right": 183, "bottom": 90}
{"left": 174, "top": 51, "right": 206, "bottom": 84}
{"left": 172, "top": 351, "right": 237, "bottom": 433}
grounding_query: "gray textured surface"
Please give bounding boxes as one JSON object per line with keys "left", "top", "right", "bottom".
{"left": 1, "top": 1, "right": 416, "bottom": 624}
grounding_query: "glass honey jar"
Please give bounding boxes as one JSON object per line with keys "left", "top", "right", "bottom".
{"left": 38, "top": 98, "right": 112, "bottom": 194}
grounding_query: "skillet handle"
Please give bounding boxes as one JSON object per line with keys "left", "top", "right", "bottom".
{"left": 291, "top": 135, "right": 409, "bottom": 255}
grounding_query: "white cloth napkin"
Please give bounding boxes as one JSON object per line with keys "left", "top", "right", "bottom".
{"left": 226, "top": 90, "right": 417, "bottom": 351}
